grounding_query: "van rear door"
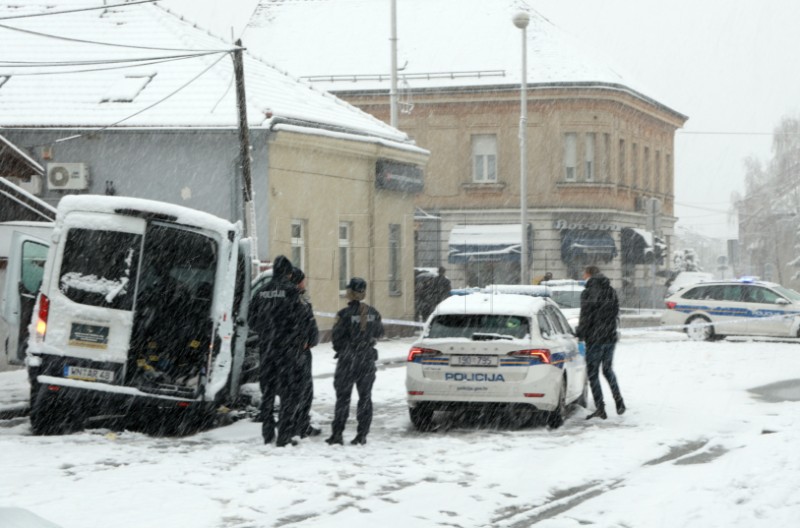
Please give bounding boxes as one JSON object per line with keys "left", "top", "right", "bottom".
{"left": 46, "top": 213, "right": 145, "bottom": 369}
{"left": 1, "top": 231, "right": 50, "bottom": 365}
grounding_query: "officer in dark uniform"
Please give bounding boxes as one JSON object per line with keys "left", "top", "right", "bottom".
{"left": 326, "top": 277, "right": 384, "bottom": 446}
{"left": 247, "top": 255, "right": 306, "bottom": 446}
{"left": 290, "top": 266, "right": 321, "bottom": 438}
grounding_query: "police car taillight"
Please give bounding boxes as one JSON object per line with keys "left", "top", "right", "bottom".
{"left": 407, "top": 347, "right": 440, "bottom": 362}
{"left": 665, "top": 301, "right": 677, "bottom": 310}
{"left": 509, "top": 349, "right": 551, "bottom": 363}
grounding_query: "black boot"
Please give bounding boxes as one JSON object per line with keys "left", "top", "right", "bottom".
{"left": 615, "top": 398, "right": 626, "bottom": 415}
{"left": 263, "top": 426, "right": 275, "bottom": 444}
{"left": 325, "top": 434, "right": 344, "bottom": 445}
{"left": 305, "top": 426, "right": 322, "bottom": 438}
{"left": 350, "top": 435, "right": 367, "bottom": 445}
{"left": 586, "top": 406, "right": 607, "bottom": 420}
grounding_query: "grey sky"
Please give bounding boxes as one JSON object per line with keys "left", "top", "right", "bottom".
{"left": 164, "top": 0, "right": 800, "bottom": 240}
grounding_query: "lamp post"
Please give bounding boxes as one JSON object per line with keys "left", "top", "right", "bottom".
{"left": 513, "top": 11, "right": 530, "bottom": 285}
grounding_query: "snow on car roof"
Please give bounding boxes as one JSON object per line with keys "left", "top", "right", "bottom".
{"left": 57, "top": 195, "right": 240, "bottom": 235}
{"left": 483, "top": 285, "right": 550, "bottom": 297}
{"left": 434, "top": 293, "right": 548, "bottom": 316}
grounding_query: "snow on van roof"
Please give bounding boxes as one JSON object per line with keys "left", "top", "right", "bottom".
{"left": 57, "top": 195, "right": 240, "bottom": 235}
{"left": 434, "top": 292, "right": 548, "bottom": 317}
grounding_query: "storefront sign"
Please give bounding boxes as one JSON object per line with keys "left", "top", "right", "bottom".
{"left": 553, "top": 219, "right": 621, "bottom": 231}
{"left": 375, "top": 160, "right": 424, "bottom": 193}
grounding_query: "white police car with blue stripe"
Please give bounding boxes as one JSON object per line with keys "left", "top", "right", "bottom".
{"left": 661, "top": 278, "right": 800, "bottom": 340}
{"left": 406, "top": 292, "right": 588, "bottom": 430}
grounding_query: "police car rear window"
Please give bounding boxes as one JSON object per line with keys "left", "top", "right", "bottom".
{"left": 427, "top": 314, "right": 529, "bottom": 340}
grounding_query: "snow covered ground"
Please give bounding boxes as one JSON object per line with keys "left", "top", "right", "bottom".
{"left": 1, "top": 330, "right": 799, "bottom": 527}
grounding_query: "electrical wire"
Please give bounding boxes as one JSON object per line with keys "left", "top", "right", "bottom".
{"left": 0, "top": 53, "right": 218, "bottom": 76}
{"left": 0, "top": 21, "right": 241, "bottom": 53}
{"left": 0, "top": 0, "right": 160, "bottom": 21}
{"left": 0, "top": 51, "right": 221, "bottom": 68}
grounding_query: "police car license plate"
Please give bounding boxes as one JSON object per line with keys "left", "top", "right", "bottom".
{"left": 450, "top": 355, "right": 498, "bottom": 367}
{"left": 64, "top": 366, "right": 115, "bottom": 383}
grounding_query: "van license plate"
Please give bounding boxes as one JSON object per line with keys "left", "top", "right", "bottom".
{"left": 64, "top": 366, "right": 115, "bottom": 383}
{"left": 450, "top": 355, "right": 498, "bottom": 367}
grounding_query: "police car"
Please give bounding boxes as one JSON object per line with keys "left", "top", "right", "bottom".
{"left": 406, "top": 292, "right": 587, "bottom": 430}
{"left": 660, "top": 278, "right": 800, "bottom": 340}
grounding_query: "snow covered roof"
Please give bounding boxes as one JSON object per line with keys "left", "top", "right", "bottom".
{"left": 244, "top": 0, "right": 681, "bottom": 115}
{"left": 0, "top": 1, "right": 410, "bottom": 142}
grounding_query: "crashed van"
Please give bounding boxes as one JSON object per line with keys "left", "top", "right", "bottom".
{"left": 10, "top": 195, "right": 251, "bottom": 435}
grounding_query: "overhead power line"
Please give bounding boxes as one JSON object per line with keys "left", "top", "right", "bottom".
{"left": 2, "top": 53, "right": 221, "bottom": 76}
{"left": 0, "top": 21, "right": 242, "bottom": 53}
{"left": 0, "top": 51, "right": 222, "bottom": 69}
{"left": 0, "top": 0, "right": 160, "bottom": 21}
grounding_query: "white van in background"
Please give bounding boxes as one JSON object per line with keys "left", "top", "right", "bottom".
{"left": 4, "top": 195, "right": 252, "bottom": 435}
{"left": 0, "top": 221, "right": 54, "bottom": 370}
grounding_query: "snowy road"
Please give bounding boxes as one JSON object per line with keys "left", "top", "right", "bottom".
{"left": 1, "top": 331, "right": 799, "bottom": 527}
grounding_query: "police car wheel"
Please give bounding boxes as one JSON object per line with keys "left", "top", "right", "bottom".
{"left": 409, "top": 405, "right": 435, "bottom": 432}
{"left": 546, "top": 380, "right": 567, "bottom": 429}
{"left": 686, "top": 315, "right": 714, "bottom": 342}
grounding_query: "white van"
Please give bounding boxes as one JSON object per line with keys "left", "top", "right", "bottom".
{"left": 5, "top": 195, "right": 252, "bottom": 435}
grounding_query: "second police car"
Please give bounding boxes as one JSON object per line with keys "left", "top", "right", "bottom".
{"left": 661, "top": 277, "right": 800, "bottom": 340}
{"left": 406, "top": 292, "right": 587, "bottom": 430}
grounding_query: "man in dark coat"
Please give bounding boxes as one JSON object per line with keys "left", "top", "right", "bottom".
{"left": 575, "top": 265, "right": 626, "bottom": 420}
{"left": 326, "top": 277, "right": 384, "bottom": 446}
{"left": 430, "top": 266, "right": 452, "bottom": 308}
{"left": 247, "top": 255, "right": 306, "bottom": 446}
{"left": 290, "top": 267, "right": 321, "bottom": 438}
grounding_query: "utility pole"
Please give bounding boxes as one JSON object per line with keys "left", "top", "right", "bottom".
{"left": 647, "top": 197, "right": 662, "bottom": 309}
{"left": 389, "top": 0, "right": 399, "bottom": 128}
{"left": 232, "top": 39, "right": 258, "bottom": 262}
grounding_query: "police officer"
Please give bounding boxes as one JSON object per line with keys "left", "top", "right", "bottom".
{"left": 248, "top": 255, "right": 306, "bottom": 446}
{"left": 290, "top": 266, "right": 321, "bottom": 438}
{"left": 326, "top": 277, "right": 384, "bottom": 446}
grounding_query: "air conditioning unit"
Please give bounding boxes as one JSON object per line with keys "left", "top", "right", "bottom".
{"left": 47, "top": 162, "right": 89, "bottom": 191}
{"left": 6, "top": 174, "right": 43, "bottom": 196}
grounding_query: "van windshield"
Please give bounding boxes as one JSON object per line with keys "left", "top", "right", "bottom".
{"left": 59, "top": 228, "right": 142, "bottom": 310}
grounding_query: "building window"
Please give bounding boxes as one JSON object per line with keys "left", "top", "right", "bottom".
{"left": 564, "top": 133, "right": 577, "bottom": 181}
{"left": 644, "top": 146, "right": 651, "bottom": 191}
{"left": 666, "top": 153, "right": 673, "bottom": 193}
{"left": 618, "top": 139, "right": 626, "bottom": 185}
{"left": 389, "top": 224, "right": 401, "bottom": 295}
{"left": 631, "top": 143, "right": 639, "bottom": 189}
{"left": 472, "top": 134, "right": 497, "bottom": 182}
{"left": 585, "top": 133, "right": 595, "bottom": 182}
{"left": 338, "top": 222, "right": 351, "bottom": 293}
{"left": 291, "top": 219, "right": 305, "bottom": 270}
{"left": 655, "top": 150, "right": 662, "bottom": 193}
{"left": 603, "top": 133, "right": 611, "bottom": 182}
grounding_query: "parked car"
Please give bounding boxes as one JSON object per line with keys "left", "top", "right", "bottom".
{"left": 406, "top": 292, "right": 587, "bottom": 430}
{"left": 665, "top": 271, "right": 714, "bottom": 296}
{"left": 541, "top": 279, "right": 585, "bottom": 330}
{"left": 2, "top": 195, "right": 252, "bottom": 435}
{"left": 661, "top": 278, "right": 800, "bottom": 340}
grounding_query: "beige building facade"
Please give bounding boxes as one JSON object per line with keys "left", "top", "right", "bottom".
{"left": 265, "top": 127, "right": 427, "bottom": 328}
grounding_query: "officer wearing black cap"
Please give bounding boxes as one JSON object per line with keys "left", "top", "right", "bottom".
{"left": 326, "top": 277, "right": 384, "bottom": 446}
{"left": 247, "top": 255, "right": 306, "bottom": 447}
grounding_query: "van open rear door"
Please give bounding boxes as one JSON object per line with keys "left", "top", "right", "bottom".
{"left": 1, "top": 231, "right": 50, "bottom": 365}
{"left": 228, "top": 237, "right": 252, "bottom": 401}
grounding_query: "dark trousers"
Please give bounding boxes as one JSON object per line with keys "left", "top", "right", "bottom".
{"left": 331, "top": 359, "right": 376, "bottom": 438}
{"left": 297, "top": 350, "right": 313, "bottom": 434}
{"left": 260, "top": 355, "right": 302, "bottom": 443}
{"left": 585, "top": 342, "right": 623, "bottom": 408}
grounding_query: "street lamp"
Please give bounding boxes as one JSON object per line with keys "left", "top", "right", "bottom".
{"left": 513, "top": 11, "right": 530, "bottom": 285}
